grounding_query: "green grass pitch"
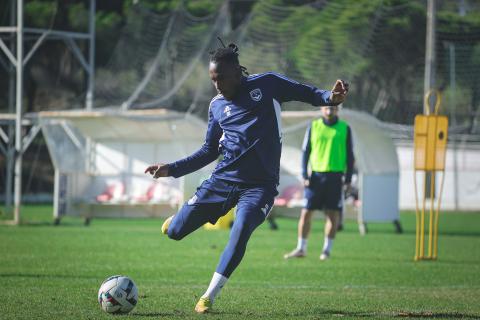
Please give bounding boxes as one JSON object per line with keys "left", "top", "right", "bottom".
{"left": 1, "top": 205, "right": 480, "bottom": 319}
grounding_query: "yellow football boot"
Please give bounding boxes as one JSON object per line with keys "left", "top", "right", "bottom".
{"left": 194, "top": 297, "right": 212, "bottom": 314}
{"left": 161, "top": 215, "right": 174, "bottom": 235}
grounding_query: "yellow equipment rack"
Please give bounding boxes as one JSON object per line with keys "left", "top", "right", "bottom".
{"left": 413, "top": 90, "right": 448, "bottom": 261}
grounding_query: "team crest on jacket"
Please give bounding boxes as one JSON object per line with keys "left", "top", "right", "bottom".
{"left": 250, "top": 88, "right": 262, "bottom": 101}
{"left": 224, "top": 105, "right": 232, "bottom": 117}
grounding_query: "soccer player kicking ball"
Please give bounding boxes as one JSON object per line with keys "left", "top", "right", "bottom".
{"left": 145, "top": 42, "right": 348, "bottom": 313}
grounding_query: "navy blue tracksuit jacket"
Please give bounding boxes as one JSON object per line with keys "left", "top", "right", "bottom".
{"left": 168, "top": 72, "right": 336, "bottom": 186}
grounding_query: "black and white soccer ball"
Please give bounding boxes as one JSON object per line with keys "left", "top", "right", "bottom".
{"left": 98, "top": 275, "right": 138, "bottom": 314}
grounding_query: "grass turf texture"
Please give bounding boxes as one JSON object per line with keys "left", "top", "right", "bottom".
{"left": 1, "top": 205, "right": 479, "bottom": 319}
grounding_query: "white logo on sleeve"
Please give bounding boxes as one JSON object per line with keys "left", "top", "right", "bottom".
{"left": 224, "top": 105, "right": 232, "bottom": 117}
{"left": 250, "top": 88, "right": 262, "bottom": 102}
{"left": 188, "top": 195, "right": 198, "bottom": 205}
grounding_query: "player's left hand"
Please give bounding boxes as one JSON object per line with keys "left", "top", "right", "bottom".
{"left": 330, "top": 79, "right": 349, "bottom": 105}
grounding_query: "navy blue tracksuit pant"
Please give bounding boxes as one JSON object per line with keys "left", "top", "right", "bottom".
{"left": 167, "top": 176, "right": 277, "bottom": 278}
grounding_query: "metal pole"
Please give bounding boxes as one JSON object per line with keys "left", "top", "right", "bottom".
{"left": 423, "top": 0, "right": 436, "bottom": 115}
{"left": 13, "top": 0, "right": 24, "bottom": 224}
{"left": 53, "top": 169, "right": 59, "bottom": 220}
{"left": 86, "top": 0, "right": 95, "bottom": 110}
{"left": 459, "top": 0, "right": 466, "bottom": 17}
{"left": 449, "top": 43, "right": 458, "bottom": 210}
{"left": 5, "top": 0, "right": 16, "bottom": 214}
{"left": 423, "top": 0, "right": 436, "bottom": 199}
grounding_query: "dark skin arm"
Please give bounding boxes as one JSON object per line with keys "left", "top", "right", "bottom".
{"left": 144, "top": 163, "right": 169, "bottom": 179}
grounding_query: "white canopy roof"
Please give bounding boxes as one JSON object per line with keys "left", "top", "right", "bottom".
{"left": 39, "top": 108, "right": 398, "bottom": 175}
{"left": 38, "top": 109, "right": 206, "bottom": 142}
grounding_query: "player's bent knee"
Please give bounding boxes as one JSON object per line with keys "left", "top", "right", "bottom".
{"left": 167, "top": 227, "right": 185, "bottom": 241}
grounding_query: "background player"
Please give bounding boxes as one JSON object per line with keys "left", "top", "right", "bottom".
{"left": 284, "top": 105, "right": 354, "bottom": 261}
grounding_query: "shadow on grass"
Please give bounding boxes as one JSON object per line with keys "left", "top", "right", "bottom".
{"left": 12, "top": 220, "right": 89, "bottom": 227}
{"left": 215, "top": 309, "right": 480, "bottom": 319}
{"left": 317, "top": 310, "right": 480, "bottom": 319}
{"left": 391, "top": 311, "right": 480, "bottom": 318}
{"left": 356, "top": 228, "right": 480, "bottom": 238}
{"left": 131, "top": 311, "right": 189, "bottom": 317}
{"left": 339, "top": 254, "right": 480, "bottom": 265}
{"left": 17, "top": 221, "right": 55, "bottom": 227}
{"left": 0, "top": 273, "right": 98, "bottom": 280}
{"left": 438, "top": 231, "right": 480, "bottom": 237}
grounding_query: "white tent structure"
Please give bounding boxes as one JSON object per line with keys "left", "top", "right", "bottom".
{"left": 39, "top": 109, "right": 212, "bottom": 224}
{"left": 38, "top": 107, "right": 401, "bottom": 233}
{"left": 278, "top": 110, "right": 402, "bottom": 234}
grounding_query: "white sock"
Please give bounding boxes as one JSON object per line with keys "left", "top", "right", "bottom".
{"left": 322, "top": 237, "right": 334, "bottom": 254}
{"left": 296, "top": 238, "right": 308, "bottom": 251}
{"left": 202, "top": 272, "right": 228, "bottom": 302}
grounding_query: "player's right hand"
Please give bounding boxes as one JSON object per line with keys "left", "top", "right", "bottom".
{"left": 144, "top": 163, "right": 169, "bottom": 179}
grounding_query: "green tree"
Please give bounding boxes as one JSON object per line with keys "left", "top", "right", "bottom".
{"left": 437, "top": 11, "right": 480, "bottom": 130}
{"left": 288, "top": 0, "right": 425, "bottom": 121}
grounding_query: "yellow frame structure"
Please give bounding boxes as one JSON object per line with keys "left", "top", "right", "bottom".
{"left": 413, "top": 90, "right": 448, "bottom": 261}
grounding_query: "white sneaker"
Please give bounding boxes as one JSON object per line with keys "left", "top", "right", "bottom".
{"left": 284, "top": 248, "right": 306, "bottom": 259}
{"left": 319, "top": 251, "right": 330, "bottom": 261}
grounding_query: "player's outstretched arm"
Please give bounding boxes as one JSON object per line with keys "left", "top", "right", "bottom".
{"left": 330, "top": 79, "right": 349, "bottom": 105}
{"left": 144, "top": 163, "right": 169, "bottom": 179}
{"left": 271, "top": 73, "right": 347, "bottom": 107}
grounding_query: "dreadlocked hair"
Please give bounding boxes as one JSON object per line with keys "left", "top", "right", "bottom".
{"left": 209, "top": 42, "right": 249, "bottom": 76}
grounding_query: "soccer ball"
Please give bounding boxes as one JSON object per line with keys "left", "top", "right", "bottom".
{"left": 98, "top": 275, "right": 138, "bottom": 314}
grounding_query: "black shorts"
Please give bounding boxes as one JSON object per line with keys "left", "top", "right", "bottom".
{"left": 304, "top": 172, "right": 343, "bottom": 211}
